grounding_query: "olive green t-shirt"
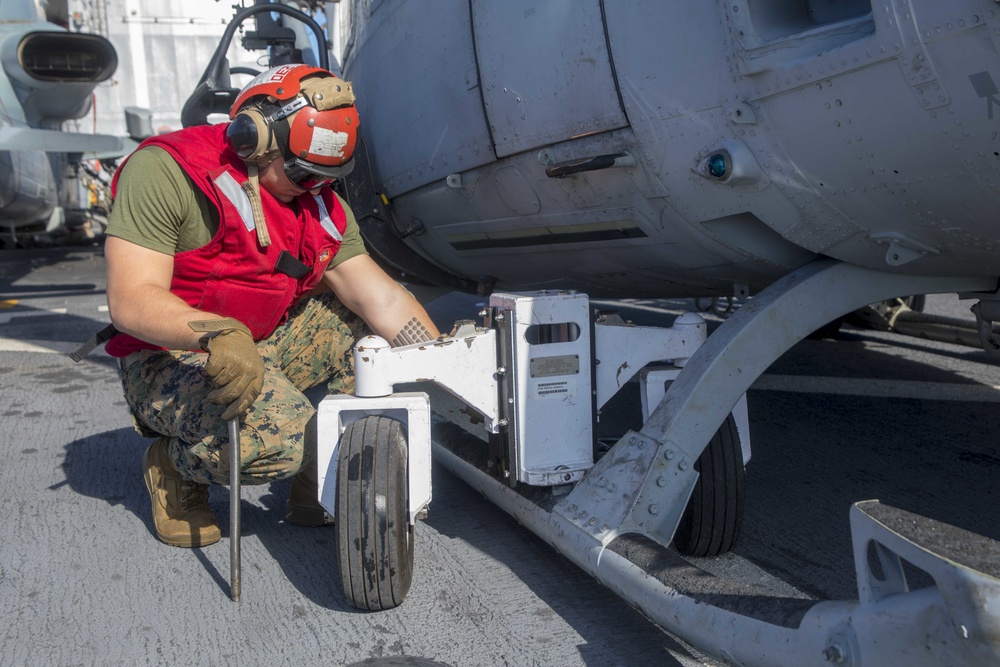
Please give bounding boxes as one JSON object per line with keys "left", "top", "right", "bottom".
{"left": 106, "top": 145, "right": 367, "bottom": 266}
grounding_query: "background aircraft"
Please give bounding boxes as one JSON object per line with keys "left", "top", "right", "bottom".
{"left": 0, "top": 0, "right": 334, "bottom": 246}
{"left": 0, "top": 0, "right": 134, "bottom": 245}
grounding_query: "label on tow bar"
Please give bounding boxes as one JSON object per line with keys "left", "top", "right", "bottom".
{"left": 529, "top": 354, "right": 580, "bottom": 377}
{"left": 531, "top": 378, "right": 577, "bottom": 399}
{"left": 530, "top": 355, "right": 580, "bottom": 399}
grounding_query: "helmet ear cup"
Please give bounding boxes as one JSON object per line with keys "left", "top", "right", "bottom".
{"left": 226, "top": 108, "right": 274, "bottom": 161}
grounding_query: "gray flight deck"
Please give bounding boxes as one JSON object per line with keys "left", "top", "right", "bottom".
{"left": 1, "top": 245, "right": 998, "bottom": 666}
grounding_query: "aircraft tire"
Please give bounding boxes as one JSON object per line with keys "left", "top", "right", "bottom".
{"left": 806, "top": 316, "right": 844, "bottom": 340}
{"left": 905, "top": 294, "right": 925, "bottom": 312}
{"left": 335, "top": 415, "right": 414, "bottom": 610}
{"left": 674, "top": 414, "right": 744, "bottom": 558}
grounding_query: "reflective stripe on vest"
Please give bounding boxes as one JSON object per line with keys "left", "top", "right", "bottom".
{"left": 214, "top": 171, "right": 256, "bottom": 233}
{"left": 314, "top": 194, "right": 342, "bottom": 242}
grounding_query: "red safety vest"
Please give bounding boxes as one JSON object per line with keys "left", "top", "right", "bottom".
{"left": 105, "top": 124, "right": 346, "bottom": 357}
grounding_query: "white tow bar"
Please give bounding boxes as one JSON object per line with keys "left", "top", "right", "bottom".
{"left": 315, "top": 285, "right": 1000, "bottom": 665}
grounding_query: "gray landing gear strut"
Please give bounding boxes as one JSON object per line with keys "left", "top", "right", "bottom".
{"left": 316, "top": 258, "right": 1000, "bottom": 666}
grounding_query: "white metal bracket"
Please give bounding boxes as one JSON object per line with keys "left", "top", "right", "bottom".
{"left": 316, "top": 392, "right": 432, "bottom": 525}
{"left": 353, "top": 321, "right": 501, "bottom": 432}
{"left": 553, "top": 429, "right": 698, "bottom": 547}
{"left": 593, "top": 311, "right": 708, "bottom": 409}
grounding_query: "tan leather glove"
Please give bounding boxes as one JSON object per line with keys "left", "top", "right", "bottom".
{"left": 189, "top": 318, "right": 264, "bottom": 421}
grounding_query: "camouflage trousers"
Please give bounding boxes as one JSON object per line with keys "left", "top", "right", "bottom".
{"left": 118, "top": 291, "right": 369, "bottom": 486}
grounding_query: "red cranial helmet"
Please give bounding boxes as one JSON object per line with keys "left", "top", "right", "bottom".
{"left": 226, "top": 64, "right": 359, "bottom": 183}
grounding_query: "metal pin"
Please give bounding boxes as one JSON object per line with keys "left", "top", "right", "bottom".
{"left": 228, "top": 418, "right": 241, "bottom": 602}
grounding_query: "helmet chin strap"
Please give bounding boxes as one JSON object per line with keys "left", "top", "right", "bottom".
{"left": 242, "top": 160, "right": 272, "bottom": 248}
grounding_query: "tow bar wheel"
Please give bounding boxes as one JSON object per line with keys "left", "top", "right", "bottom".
{"left": 336, "top": 415, "right": 414, "bottom": 610}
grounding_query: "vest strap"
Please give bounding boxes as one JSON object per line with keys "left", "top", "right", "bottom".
{"left": 275, "top": 250, "right": 311, "bottom": 279}
{"left": 70, "top": 323, "right": 118, "bottom": 362}
{"left": 245, "top": 162, "right": 271, "bottom": 247}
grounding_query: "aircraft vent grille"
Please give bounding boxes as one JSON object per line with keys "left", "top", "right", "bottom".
{"left": 17, "top": 32, "right": 117, "bottom": 83}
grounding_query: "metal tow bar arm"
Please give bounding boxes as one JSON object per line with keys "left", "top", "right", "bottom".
{"left": 325, "top": 275, "right": 1000, "bottom": 664}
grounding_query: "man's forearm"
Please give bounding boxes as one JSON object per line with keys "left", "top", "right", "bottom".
{"left": 105, "top": 235, "right": 226, "bottom": 351}
{"left": 109, "top": 283, "right": 223, "bottom": 351}
{"left": 321, "top": 253, "right": 441, "bottom": 346}
{"left": 390, "top": 316, "right": 436, "bottom": 347}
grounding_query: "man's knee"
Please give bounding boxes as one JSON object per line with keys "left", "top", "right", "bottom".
{"left": 175, "top": 421, "right": 308, "bottom": 485}
{"left": 243, "top": 432, "right": 306, "bottom": 481}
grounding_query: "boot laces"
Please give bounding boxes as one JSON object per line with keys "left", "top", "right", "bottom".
{"left": 178, "top": 479, "right": 210, "bottom": 511}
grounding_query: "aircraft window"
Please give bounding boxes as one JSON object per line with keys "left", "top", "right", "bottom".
{"left": 524, "top": 323, "right": 581, "bottom": 345}
{"left": 804, "top": 0, "right": 872, "bottom": 25}
{"left": 745, "top": 0, "right": 872, "bottom": 41}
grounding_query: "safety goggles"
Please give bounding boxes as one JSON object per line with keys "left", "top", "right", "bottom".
{"left": 282, "top": 156, "right": 354, "bottom": 191}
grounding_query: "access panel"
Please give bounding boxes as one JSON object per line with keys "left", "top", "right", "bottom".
{"left": 344, "top": 0, "right": 496, "bottom": 198}
{"left": 472, "top": 0, "right": 627, "bottom": 158}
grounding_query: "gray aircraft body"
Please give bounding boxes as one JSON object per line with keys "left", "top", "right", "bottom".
{"left": 337, "top": 0, "right": 1000, "bottom": 302}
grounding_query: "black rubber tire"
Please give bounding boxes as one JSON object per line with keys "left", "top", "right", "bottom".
{"left": 806, "top": 316, "right": 844, "bottom": 340}
{"left": 336, "top": 415, "right": 414, "bottom": 610}
{"left": 905, "top": 294, "right": 926, "bottom": 312}
{"left": 674, "top": 414, "right": 745, "bottom": 557}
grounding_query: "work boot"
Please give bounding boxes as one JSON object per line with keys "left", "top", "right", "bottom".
{"left": 142, "top": 437, "right": 221, "bottom": 547}
{"left": 285, "top": 462, "right": 334, "bottom": 526}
